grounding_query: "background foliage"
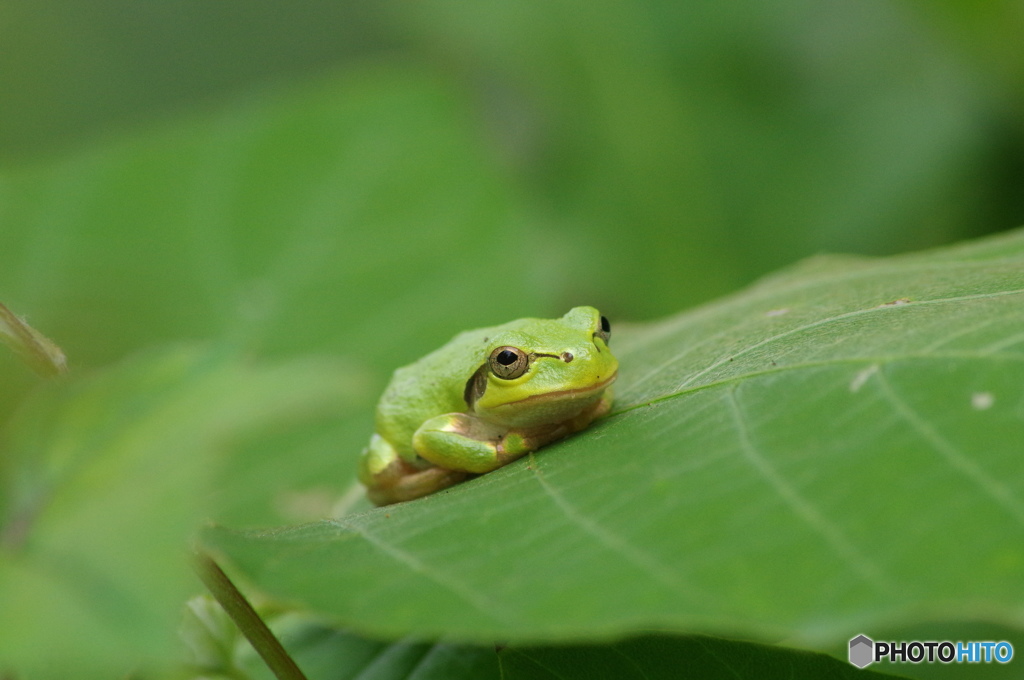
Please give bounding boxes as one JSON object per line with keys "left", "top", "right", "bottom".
{"left": 1, "top": 1, "right": 1022, "bottom": 678}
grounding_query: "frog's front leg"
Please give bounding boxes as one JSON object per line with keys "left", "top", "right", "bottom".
{"left": 413, "top": 413, "right": 571, "bottom": 474}
{"left": 358, "top": 434, "right": 468, "bottom": 506}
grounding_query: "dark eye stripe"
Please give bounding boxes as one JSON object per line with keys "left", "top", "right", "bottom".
{"left": 464, "top": 364, "right": 488, "bottom": 409}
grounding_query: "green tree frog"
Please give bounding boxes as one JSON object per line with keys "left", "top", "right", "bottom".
{"left": 358, "top": 307, "right": 618, "bottom": 505}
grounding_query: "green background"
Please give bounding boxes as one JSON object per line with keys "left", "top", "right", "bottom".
{"left": 1, "top": 1, "right": 1023, "bottom": 678}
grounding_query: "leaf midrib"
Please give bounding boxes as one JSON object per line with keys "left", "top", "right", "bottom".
{"left": 612, "top": 349, "right": 1024, "bottom": 415}
{"left": 614, "top": 287, "right": 1024, "bottom": 413}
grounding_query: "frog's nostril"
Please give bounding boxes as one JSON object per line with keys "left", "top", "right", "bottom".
{"left": 561, "top": 352, "right": 574, "bottom": 363}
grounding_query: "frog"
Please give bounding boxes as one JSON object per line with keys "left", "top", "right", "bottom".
{"left": 358, "top": 306, "right": 618, "bottom": 506}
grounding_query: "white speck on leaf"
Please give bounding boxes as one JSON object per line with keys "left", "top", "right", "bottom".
{"left": 850, "top": 364, "right": 879, "bottom": 392}
{"left": 971, "top": 392, "right": 995, "bottom": 410}
{"left": 765, "top": 308, "right": 790, "bottom": 317}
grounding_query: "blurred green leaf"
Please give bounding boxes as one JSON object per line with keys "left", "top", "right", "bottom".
{"left": 0, "top": 347, "right": 357, "bottom": 678}
{"left": 182, "top": 601, "right": 908, "bottom": 680}
{"left": 498, "top": 634, "right": 908, "bottom": 680}
{"left": 393, "top": 0, "right": 1014, "bottom": 304}
{"left": 207, "top": 228, "right": 1024, "bottom": 655}
{"left": 0, "top": 68, "right": 541, "bottom": 369}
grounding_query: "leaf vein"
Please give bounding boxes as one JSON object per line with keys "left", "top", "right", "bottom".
{"left": 919, "top": 318, "right": 997, "bottom": 353}
{"left": 724, "top": 386, "right": 894, "bottom": 592}
{"left": 873, "top": 370, "right": 1024, "bottom": 528}
{"left": 614, "top": 351, "right": 1024, "bottom": 415}
{"left": 333, "top": 518, "right": 512, "bottom": 626}
{"left": 693, "top": 635, "right": 743, "bottom": 679}
{"left": 609, "top": 643, "right": 654, "bottom": 680}
{"left": 529, "top": 457, "right": 711, "bottom": 607}
{"left": 504, "top": 649, "right": 570, "bottom": 680}
{"left": 980, "top": 329, "right": 1024, "bottom": 355}
{"left": 677, "top": 288, "right": 1024, "bottom": 391}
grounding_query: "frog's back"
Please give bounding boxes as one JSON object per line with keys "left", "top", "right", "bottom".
{"left": 375, "top": 324, "right": 497, "bottom": 459}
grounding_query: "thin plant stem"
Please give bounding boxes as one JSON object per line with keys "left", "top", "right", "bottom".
{"left": 193, "top": 551, "right": 308, "bottom": 680}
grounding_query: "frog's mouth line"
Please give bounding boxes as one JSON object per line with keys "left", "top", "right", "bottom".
{"left": 502, "top": 371, "right": 618, "bottom": 407}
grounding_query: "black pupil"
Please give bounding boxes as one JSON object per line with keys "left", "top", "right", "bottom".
{"left": 496, "top": 350, "right": 518, "bottom": 365}
{"left": 601, "top": 316, "right": 611, "bottom": 333}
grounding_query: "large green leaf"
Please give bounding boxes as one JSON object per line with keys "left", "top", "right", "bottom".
{"left": 207, "top": 228, "right": 1024, "bottom": 653}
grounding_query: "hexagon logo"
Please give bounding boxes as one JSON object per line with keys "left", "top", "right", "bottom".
{"left": 849, "top": 634, "right": 874, "bottom": 668}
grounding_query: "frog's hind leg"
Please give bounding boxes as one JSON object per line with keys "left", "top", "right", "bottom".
{"left": 368, "top": 464, "right": 467, "bottom": 506}
{"left": 358, "top": 434, "right": 467, "bottom": 506}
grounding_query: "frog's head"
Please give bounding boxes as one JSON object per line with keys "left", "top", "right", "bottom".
{"left": 467, "top": 306, "right": 618, "bottom": 428}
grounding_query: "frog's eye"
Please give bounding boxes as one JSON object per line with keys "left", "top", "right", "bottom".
{"left": 594, "top": 315, "right": 611, "bottom": 346}
{"left": 488, "top": 346, "right": 530, "bottom": 380}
